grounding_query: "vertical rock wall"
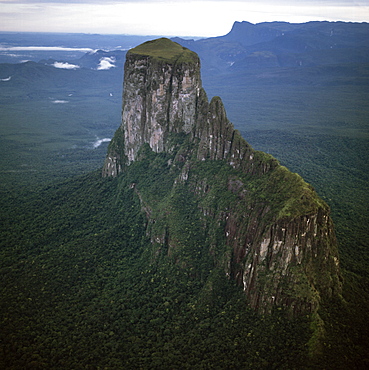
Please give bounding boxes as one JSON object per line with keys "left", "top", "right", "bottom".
{"left": 122, "top": 54, "right": 201, "bottom": 163}
{"left": 103, "top": 39, "right": 201, "bottom": 176}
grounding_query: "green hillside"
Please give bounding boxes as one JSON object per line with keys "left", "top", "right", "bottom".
{"left": 0, "top": 148, "right": 366, "bottom": 368}
{"left": 0, "top": 166, "right": 312, "bottom": 369}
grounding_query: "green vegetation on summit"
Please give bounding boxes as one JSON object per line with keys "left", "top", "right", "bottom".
{"left": 128, "top": 38, "right": 198, "bottom": 64}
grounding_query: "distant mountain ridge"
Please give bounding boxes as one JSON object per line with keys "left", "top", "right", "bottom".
{"left": 2, "top": 21, "right": 367, "bottom": 77}
{"left": 172, "top": 21, "right": 369, "bottom": 73}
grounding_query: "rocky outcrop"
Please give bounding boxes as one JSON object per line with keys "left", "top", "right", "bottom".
{"left": 225, "top": 201, "right": 340, "bottom": 314}
{"left": 102, "top": 38, "right": 341, "bottom": 316}
{"left": 103, "top": 38, "right": 201, "bottom": 176}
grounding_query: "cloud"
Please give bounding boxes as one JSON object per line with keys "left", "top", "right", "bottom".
{"left": 97, "top": 56, "right": 116, "bottom": 70}
{"left": 52, "top": 61, "right": 80, "bottom": 69}
{"left": 52, "top": 100, "right": 69, "bottom": 103}
{"left": 93, "top": 138, "right": 111, "bottom": 148}
{"left": 0, "top": 0, "right": 365, "bottom": 2}
{"left": 0, "top": 1, "right": 368, "bottom": 37}
{"left": 1, "top": 0, "right": 367, "bottom": 4}
{"left": 0, "top": 46, "right": 94, "bottom": 52}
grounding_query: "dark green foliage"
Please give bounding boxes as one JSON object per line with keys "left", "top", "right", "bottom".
{"left": 0, "top": 169, "right": 312, "bottom": 369}
{"left": 2, "top": 127, "right": 365, "bottom": 367}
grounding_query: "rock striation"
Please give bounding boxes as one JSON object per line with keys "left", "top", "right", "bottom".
{"left": 103, "top": 38, "right": 341, "bottom": 316}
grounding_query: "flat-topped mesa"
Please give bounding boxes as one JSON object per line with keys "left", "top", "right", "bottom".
{"left": 102, "top": 39, "right": 342, "bottom": 321}
{"left": 102, "top": 38, "right": 275, "bottom": 178}
{"left": 102, "top": 38, "right": 201, "bottom": 176}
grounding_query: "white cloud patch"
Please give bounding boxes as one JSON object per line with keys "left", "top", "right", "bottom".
{"left": 0, "top": 46, "right": 94, "bottom": 52}
{"left": 0, "top": 1, "right": 368, "bottom": 36}
{"left": 93, "top": 138, "right": 111, "bottom": 148}
{"left": 97, "top": 56, "right": 116, "bottom": 70}
{"left": 52, "top": 61, "right": 80, "bottom": 69}
{"left": 52, "top": 100, "right": 69, "bottom": 103}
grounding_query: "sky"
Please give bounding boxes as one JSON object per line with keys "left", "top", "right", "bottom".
{"left": 0, "top": 0, "right": 368, "bottom": 37}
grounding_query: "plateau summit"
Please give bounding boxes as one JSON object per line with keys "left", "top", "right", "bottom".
{"left": 103, "top": 38, "right": 342, "bottom": 316}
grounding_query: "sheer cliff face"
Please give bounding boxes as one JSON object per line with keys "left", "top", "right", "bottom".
{"left": 122, "top": 51, "right": 201, "bottom": 163}
{"left": 103, "top": 38, "right": 341, "bottom": 315}
{"left": 103, "top": 38, "right": 201, "bottom": 176}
